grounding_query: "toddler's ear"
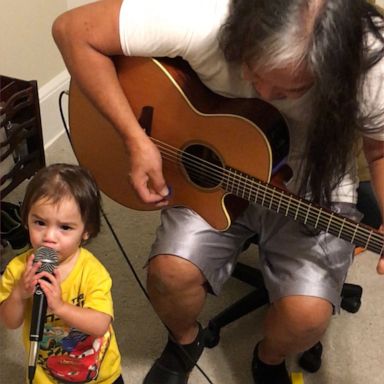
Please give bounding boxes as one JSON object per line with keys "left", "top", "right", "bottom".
{"left": 82, "top": 232, "right": 90, "bottom": 241}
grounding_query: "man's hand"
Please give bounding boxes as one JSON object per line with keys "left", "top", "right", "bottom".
{"left": 127, "top": 134, "right": 170, "bottom": 207}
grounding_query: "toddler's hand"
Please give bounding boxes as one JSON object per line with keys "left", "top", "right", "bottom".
{"left": 17, "top": 254, "right": 41, "bottom": 300}
{"left": 37, "top": 268, "right": 63, "bottom": 313}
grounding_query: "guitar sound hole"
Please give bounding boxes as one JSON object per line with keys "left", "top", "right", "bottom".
{"left": 181, "top": 144, "right": 223, "bottom": 188}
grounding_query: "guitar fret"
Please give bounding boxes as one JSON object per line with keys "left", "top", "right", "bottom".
{"left": 365, "top": 230, "right": 373, "bottom": 250}
{"left": 294, "top": 199, "right": 302, "bottom": 220}
{"left": 351, "top": 224, "right": 359, "bottom": 244}
{"left": 224, "top": 172, "right": 230, "bottom": 192}
{"left": 230, "top": 169, "right": 235, "bottom": 193}
{"left": 314, "top": 208, "right": 322, "bottom": 229}
{"left": 255, "top": 181, "right": 259, "bottom": 204}
{"left": 249, "top": 179, "right": 255, "bottom": 201}
{"left": 269, "top": 188, "right": 275, "bottom": 209}
{"left": 227, "top": 169, "right": 233, "bottom": 192}
{"left": 243, "top": 174, "right": 249, "bottom": 199}
{"left": 243, "top": 178, "right": 248, "bottom": 198}
{"left": 231, "top": 169, "right": 236, "bottom": 194}
{"left": 261, "top": 184, "right": 267, "bottom": 207}
{"left": 247, "top": 176, "right": 253, "bottom": 201}
{"left": 230, "top": 169, "right": 236, "bottom": 193}
{"left": 304, "top": 204, "right": 311, "bottom": 224}
{"left": 285, "top": 195, "right": 292, "bottom": 216}
{"left": 235, "top": 170, "right": 241, "bottom": 197}
{"left": 325, "top": 212, "right": 334, "bottom": 234}
{"left": 337, "top": 218, "right": 346, "bottom": 239}
{"left": 277, "top": 191, "right": 283, "bottom": 213}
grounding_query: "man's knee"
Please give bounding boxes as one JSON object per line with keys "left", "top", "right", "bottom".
{"left": 147, "top": 255, "right": 205, "bottom": 294}
{"left": 273, "top": 295, "right": 333, "bottom": 336}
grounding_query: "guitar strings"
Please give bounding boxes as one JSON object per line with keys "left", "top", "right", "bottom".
{"left": 154, "top": 139, "right": 365, "bottom": 231}
{"left": 164, "top": 154, "right": 382, "bottom": 253}
{"left": 187, "top": 152, "right": 383, "bottom": 253}
{"left": 159, "top": 145, "right": 380, "bottom": 249}
{"left": 155, "top": 139, "right": 378, "bottom": 232}
{"left": 152, "top": 138, "right": 383, "bottom": 253}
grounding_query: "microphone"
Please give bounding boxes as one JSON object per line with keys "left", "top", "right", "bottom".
{"left": 28, "top": 247, "right": 58, "bottom": 383}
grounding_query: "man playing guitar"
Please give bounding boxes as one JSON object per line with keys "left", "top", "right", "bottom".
{"left": 52, "top": 1, "right": 384, "bottom": 383}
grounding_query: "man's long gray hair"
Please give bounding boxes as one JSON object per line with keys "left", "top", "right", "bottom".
{"left": 220, "top": 0, "right": 384, "bottom": 204}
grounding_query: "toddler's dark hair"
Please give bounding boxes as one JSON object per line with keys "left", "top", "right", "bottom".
{"left": 21, "top": 163, "right": 101, "bottom": 239}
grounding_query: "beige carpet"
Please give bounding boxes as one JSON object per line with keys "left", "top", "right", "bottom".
{"left": 1, "top": 133, "right": 383, "bottom": 383}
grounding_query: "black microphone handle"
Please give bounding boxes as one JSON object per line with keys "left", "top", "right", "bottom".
{"left": 28, "top": 284, "right": 48, "bottom": 383}
{"left": 29, "top": 284, "right": 48, "bottom": 341}
{"left": 28, "top": 246, "right": 58, "bottom": 383}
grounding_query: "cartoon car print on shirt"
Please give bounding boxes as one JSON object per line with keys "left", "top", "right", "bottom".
{"left": 46, "top": 329, "right": 111, "bottom": 383}
{"left": 40, "top": 325, "right": 67, "bottom": 351}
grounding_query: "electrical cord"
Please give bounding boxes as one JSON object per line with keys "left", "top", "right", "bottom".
{"left": 59, "top": 91, "right": 149, "bottom": 298}
{"left": 58, "top": 90, "right": 214, "bottom": 384}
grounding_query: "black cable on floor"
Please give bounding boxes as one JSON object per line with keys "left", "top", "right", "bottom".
{"left": 59, "top": 90, "right": 149, "bottom": 300}
{"left": 58, "top": 90, "right": 214, "bottom": 384}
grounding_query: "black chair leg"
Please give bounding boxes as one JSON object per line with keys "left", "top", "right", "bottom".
{"left": 204, "top": 287, "right": 269, "bottom": 348}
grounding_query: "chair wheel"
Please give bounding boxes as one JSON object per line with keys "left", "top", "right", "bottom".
{"left": 341, "top": 296, "right": 361, "bottom": 313}
{"left": 203, "top": 323, "right": 220, "bottom": 348}
{"left": 298, "top": 342, "right": 322, "bottom": 373}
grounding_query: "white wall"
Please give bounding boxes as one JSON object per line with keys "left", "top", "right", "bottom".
{"left": 0, "top": 1, "right": 67, "bottom": 86}
{"left": 67, "top": 0, "right": 95, "bottom": 8}
{"left": 0, "top": 0, "right": 69, "bottom": 148}
{"left": 0, "top": 0, "right": 95, "bottom": 149}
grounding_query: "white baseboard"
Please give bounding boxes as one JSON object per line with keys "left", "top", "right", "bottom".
{"left": 38, "top": 69, "right": 70, "bottom": 149}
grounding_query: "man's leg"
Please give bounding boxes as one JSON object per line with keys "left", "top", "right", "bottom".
{"left": 143, "top": 205, "right": 255, "bottom": 383}
{"left": 144, "top": 254, "right": 207, "bottom": 383}
{"left": 253, "top": 295, "right": 332, "bottom": 384}
{"left": 147, "top": 254, "right": 207, "bottom": 343}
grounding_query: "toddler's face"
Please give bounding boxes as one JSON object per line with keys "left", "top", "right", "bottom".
{"left": 27, "top": 196, "right": 89, "bottom": 264}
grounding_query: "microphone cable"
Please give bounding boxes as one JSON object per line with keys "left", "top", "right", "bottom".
{"left": 58, "top": 91, "right": 149, "bottom": 299}
{"left": 58, "top": 90, "right": 214, "bottom": 384}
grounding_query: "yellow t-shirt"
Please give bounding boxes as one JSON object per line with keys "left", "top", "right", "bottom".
{"left": 0, "top": 248, "right": 122, "bottom": 383}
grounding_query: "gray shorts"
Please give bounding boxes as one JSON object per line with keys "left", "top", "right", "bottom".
{"left": 149, "top": 203, "right": 361, "bottom": 311}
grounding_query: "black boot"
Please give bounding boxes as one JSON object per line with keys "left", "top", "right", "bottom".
{"left": 143, "top": 324, "right": 205, "bottom": 384}
{"left": 252, "top": 342, "right": 291, "bottom": 384}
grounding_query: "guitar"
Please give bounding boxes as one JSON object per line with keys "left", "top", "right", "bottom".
{"left": 69, "top": 56, "right": 383, "bottom": 256}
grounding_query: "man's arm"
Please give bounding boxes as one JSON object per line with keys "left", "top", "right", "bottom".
{"left": 52, "top": 0, "right": 168, "bottom": 204}
{"left": 363, "top": 136, "right": 384, "bottom": 273}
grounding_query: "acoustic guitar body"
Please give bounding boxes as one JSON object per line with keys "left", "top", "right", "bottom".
{"left": 69, "top": 56, "right": 289, "bottom": 230}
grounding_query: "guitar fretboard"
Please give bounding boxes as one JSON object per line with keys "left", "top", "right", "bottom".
{"left": 223, "top": 166, "right": 383, "bottom": 255}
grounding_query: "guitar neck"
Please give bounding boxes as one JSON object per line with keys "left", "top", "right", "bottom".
{"left": 223, "top": 166, "right": 384, "bottom": 255}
